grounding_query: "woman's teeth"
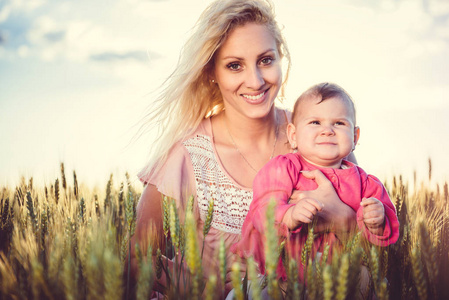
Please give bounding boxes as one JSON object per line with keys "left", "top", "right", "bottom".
{"left": 243, "top": 91, "right": 265, "bottom": 100}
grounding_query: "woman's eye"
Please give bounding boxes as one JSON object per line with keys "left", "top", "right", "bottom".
{"left": 227, "top": 63, "right": 241, "bottom": 71}
{"left": 260, "top": 57, "right": 273, "bottom": 65}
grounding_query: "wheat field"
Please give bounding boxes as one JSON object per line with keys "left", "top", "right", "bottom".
{"left": 0, "top": 162, "right": 448, "bottom": 299}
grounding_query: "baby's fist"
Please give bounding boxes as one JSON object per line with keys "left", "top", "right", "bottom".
{"left": 361, "top": 198, "right": 385, "bottom": 234}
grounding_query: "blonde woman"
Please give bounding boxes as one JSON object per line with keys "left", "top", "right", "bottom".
{"left": 130, "top": 0, "right": 356, "bottom": 297}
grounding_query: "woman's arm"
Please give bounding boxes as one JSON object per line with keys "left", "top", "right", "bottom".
{"left": 289, "top": 170, "right": 357, "bottom": 234}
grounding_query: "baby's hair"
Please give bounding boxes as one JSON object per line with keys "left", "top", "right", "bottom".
{"left": 291, "top": 82, "right": 356, "bottom": 124}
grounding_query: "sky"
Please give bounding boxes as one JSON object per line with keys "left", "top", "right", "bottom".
{"left": 1, "top": 0, "right": 448, "bottom": 188}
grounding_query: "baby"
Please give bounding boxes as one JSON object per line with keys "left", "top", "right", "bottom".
{"left": 234, "top": 82, "right": 399, "bottom": 280}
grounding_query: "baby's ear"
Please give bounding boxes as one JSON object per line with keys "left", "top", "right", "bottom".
{"left": 353, "top": 126, "right": 360, "bottom": 149}
{"left": 287, "top": 123, "right": 297, "bottom": 150}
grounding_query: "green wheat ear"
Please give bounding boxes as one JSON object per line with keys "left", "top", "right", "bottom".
{"left": 411, "top": 247, "right": 428, "bottom": 300}
{"left": 369, "top": 246, "right": 380, "bottom": 290}
{"left": 302, "top": 225, "right": 315, "bottom": 267}
{"left": 286, "top": 258, "right": 300, "bottom": 300}
{"left": 418, "top": 219, "right": 438, "bottom": 285}
{"left": 201, "top": 197, "right": 214, "bottom": 257}
{"left": 205, "top": 275, "right": 217, "bottom": 300}
{"left": 185, "top": 212, "right": 201, "bottom": 275}
{"left": 219, "top": 237, "right": 226, "bottom": 297}
{"left": 323, "top": 264, "right": 333, "bottom": 300}
{"left": 203, "top": 197, "right": 214, "bottom": 237}
{"left": 187, "top": 195, "right": 195, "bottom": 213}
{"left": 231, "top": 262, "right": 244, "bottom": 300}
{"left": 137, "top": 244, "right": 154, "bottom": 300}
{"left": 306, "top": 257, "right": 319, "bottom": 300}
{"left": 185, "top": 209, "right": 203, "bottom": 299}
{"left": 169, "top": 200, "right": 180, "bottom": 250}
{"left": 336, "top": 253, "right": 349, "bottom": 300}
{"left": 162, "top": 196, "right": 170, "bottom": 237}
{"left": 377, "top": 278, "right": 389, "bottom": 300}
{"left": 155, "top": 248, "right": 163, "bottom": 279}
{"left": 246, "top": 257, "right": 261, "bottom": 300}
{"left": 265, "top": 199, "right": 281, "bottom": 300}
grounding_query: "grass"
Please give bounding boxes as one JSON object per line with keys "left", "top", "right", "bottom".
{"left": 0, "top": 162, "right": 448, "bottom": 299}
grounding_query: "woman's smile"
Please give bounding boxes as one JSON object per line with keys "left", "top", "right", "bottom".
{"left": 241, "top": 88, "right": 269, "bottom": 104}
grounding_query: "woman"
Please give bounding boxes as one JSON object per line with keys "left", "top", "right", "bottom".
{"left": 130, "top": 0, "right": 356, "bottom": 297}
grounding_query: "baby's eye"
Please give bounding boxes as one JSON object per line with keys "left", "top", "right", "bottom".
{"left": 335, "top": 121, "right": 346, "bottom": 126}
{"left": 310, "top": 120, "right": 320, "bottom": 125}
{"left": 260, "top": 57, "right": 274, "bottom": 65}
{"left": 227, "top": 62, "right": 241, "bottom": 71}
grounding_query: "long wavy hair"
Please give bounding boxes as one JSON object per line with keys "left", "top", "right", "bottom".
{"left": 141, "top": 0, "right": 291, "bottom": 174}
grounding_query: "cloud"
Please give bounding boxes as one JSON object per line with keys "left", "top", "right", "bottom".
{"left": 90, "top": 50, "right": 161, "bottom": 62}
{"left": 0, "top": 4, "right": 11, "bottom": 23}
{"left": 44, "top": 30, "right": 65, "bottom": 42}
{"left": 1, "top": 0, "right": 161, "bottom": 63}
{"left": 0, "top": 31, "right": 5, "bottom": 45}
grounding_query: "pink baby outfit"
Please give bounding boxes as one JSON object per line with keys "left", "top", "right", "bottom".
{"left": 138, "top": 117, "right": 253, "bottom": 297}
{"left": 233, "top": 152, "right": 399, "bottom": 280}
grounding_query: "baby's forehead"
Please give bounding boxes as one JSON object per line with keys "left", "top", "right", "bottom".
{"left": 295, "top": 95, "right": 356, "bottom": 120}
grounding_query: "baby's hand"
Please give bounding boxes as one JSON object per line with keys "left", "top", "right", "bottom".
{"left": 361, "top": 198, "right": 385, "bottom": 235}
{"left": 284, "top": 198, "right": 323, "bottom": 230}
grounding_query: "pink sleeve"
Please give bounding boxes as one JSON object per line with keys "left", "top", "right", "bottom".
{"left": 138, "top": 143, "right": 196, "bottom": 206}
{"left": 251, "top": 155, "right": 301, "bottom": 234}
{"left": 232, "top": 155, "right": 300, "bottom": 276}
{"left": 356, "top": 172, "right": 399, "bottom": 246}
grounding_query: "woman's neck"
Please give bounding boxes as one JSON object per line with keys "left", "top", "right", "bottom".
{"left": 222, "top": 108, "right": 278, "bottom": 148}
{"left": 211, "top": 106, "right": 289, "bottom": 187}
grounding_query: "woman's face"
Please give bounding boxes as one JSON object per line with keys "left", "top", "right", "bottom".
{"left": 213, "top": 23, "right": 282, "bottom": 120}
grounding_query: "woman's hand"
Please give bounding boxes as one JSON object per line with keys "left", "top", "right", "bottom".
{"left": 289, "top": 169, "right": 357, "bottom": 234}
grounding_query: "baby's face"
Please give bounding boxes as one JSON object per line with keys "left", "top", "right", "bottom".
{"left": 288, "top": 96, "right": 359, "bottom": 168}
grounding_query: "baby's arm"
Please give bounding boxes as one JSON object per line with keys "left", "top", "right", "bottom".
{"left": 282, "top": 198, "right": 323, "bottom": 230}
{"left": 250, "top": 155, "right": 302, "bottom": 234}
{"left": 361, "top": 197, "right": 385, "bottom": 235}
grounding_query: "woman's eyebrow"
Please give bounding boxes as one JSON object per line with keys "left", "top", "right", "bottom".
{"left": 222, "top": 48, "right": 276, "bottom": 60}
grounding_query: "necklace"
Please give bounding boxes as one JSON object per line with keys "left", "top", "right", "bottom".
{"left": 225, "top": 112, "right": 279, "bottom": 173}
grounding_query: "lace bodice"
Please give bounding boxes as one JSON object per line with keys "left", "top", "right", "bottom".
{"left": 183, "top": 134, "right": 253, "bottom": 234}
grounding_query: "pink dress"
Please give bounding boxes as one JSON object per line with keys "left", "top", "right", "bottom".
{"left": 138, "top": 118, "right": 253, "bottom": 295}
{"left": 232, "top": 152, "right": 400, "bottom": 280}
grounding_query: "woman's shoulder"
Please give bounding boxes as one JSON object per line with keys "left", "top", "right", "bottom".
{"left": 183, "top": 117, "right": 213, "bottom": 140}
{"left": 138, "top": 118, "right": 214, "bottom": 189}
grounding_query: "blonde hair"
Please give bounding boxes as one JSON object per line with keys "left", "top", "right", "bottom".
{"left": 142, "top": 0, "right": 291, "bottom": 173}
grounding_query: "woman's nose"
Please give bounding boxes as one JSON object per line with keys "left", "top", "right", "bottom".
{"left": 245, "top": 66, "right": 265, "bottom": 89}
